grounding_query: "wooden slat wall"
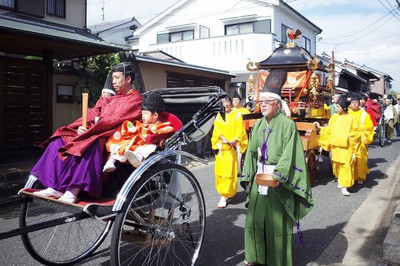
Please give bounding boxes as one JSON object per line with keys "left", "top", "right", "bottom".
{"left": 0, "top": 57, "right": 48, "bottom": 159}
{"left": 167, "top": 72, "right": 225, "bottom": 89}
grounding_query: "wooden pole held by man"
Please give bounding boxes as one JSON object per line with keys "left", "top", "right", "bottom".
{"left": 82, "top": 92, "right": 88, "bottom": 128}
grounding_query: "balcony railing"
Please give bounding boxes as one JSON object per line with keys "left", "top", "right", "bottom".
{"left": 139, "top": 33, "right": 276, "bottom": 72}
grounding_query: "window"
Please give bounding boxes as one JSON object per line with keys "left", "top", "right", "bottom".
{"left": 303, "top": 36, "right": 311, "bottom": 52}
{"left": 226, "top": 22, "right": 252, "bottom": 35}
{"left": 254, "top": 19, "right": 271, "bottom": 34}
{"left": 157, "top": 30, "right": 194, "bottom": 44}
{"left": 225, "top": 19, "right": 271, "bottom": 35}
{"left": 47, "top": 0, "right": 65, "bottom": 18}
{"left": 157, "top": 33, "right": 169, "bottom": 44}
{"left": 200, "top": 25, "right": 210, "bottom": 39}
{"left": 18, "top": 0, "right": 45, "bottom": 18}
{"left": 0, "top": 0, "right": 15, "bottom": 9}
{"left": 57, "top": 84, "right": 74, "bottom": 103}
{"left": 281, "top": 24, "right": 290, "bottom": 44}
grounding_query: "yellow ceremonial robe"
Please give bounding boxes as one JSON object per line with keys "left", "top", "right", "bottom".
{"left": 348, "top": 109, "right": 374, "bottom": 181}
{"left": 234, "top": 106, "right": 251, "bottom": 132}
{"left": 319, "top": 113, "right": 361, "bottom": 188}
{"left": 211, "top": 109, "right": 248, "bottom": 198}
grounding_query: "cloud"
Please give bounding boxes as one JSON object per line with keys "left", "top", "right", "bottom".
{"left": 290, "top": 0, "right": 400, "bottom": 90}
{"left": 87, "top": 0, "right": 178, "bottom": 25}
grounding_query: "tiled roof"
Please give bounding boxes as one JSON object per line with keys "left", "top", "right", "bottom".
{"left": 0, "top": 12, "right": 126, "bottom": 59}
{"left": 88, "top": 17, "right": 138, "bottom": 34}
{"left": 1, "top": 12, "right": 103, "bottom": 44}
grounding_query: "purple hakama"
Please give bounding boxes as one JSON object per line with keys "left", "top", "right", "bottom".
{"left": 31, "top": 137, "right": 103, "bottom": 198}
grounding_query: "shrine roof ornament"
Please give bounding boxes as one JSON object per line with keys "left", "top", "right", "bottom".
{"left": 257, "top": 28, "right": 323, "bottom": 72}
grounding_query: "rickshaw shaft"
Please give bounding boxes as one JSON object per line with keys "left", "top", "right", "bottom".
{"left": 0, "top": 211, "right": 90, "bottom": 240}
{"left": 0, "top": 196, "right": 30, "bottom": 208}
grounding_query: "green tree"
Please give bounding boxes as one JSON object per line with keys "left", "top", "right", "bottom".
{"left": 73, "top": 53, "right": 120, "bottom": 106}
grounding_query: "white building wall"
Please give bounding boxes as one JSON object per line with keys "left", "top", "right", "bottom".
{"left": 272, "top": 8, "right": 317, "bottom": 55}
{"left": 133, "top": 0, "right": 320, "bottom": 91}
{"left": 146, "top": 33, "right": 274, "bottom": 73}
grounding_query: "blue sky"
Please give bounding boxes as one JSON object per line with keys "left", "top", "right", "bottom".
{"left": 87, "top": 0, "right": 400, "bottom": 91}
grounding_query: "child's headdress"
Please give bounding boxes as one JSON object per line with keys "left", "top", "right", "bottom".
{"left": 142, "top": 92, "right": 165, "bottom": 113}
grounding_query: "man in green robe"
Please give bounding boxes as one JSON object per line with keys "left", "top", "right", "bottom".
{"left": 241, "top": 69, "right": 314, "bottom": 266}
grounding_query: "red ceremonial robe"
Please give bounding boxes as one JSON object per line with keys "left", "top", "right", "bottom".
{"left": 37, "top": 90, "right": 143, "bottom": 160}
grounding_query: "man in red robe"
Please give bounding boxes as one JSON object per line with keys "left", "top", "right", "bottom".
{"left": 363, "top": 93, "right": 381, "bottom": 127}
{"left": 31, "top": 62, "right": 143, "bottom": 203}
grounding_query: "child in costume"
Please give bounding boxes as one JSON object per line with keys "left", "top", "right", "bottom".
{"left": 103, "top": 92, "right": 182, "bottom": 172}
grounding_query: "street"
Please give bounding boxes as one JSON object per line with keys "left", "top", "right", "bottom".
{"left": 0, "top": 137, "right": 399, "bottom": 266}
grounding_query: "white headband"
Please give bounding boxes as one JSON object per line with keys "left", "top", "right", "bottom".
{"left": 260, "top": 92, "right": 281, "bottom": 100}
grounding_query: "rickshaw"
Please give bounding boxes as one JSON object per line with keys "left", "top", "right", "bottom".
{"left": 0, "top": 86, "right": 226, "bottom": 266}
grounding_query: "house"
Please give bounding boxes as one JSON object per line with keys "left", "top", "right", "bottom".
{"left": 341, "top": 59, "right": 392, "bottom": 96}
{"left": 0, "top": 0, "right": 125, "bottom": 162}
{"left": 88, "top": 17, "right": 141, "bottom": 47}
{"left": 318, "top": 52, "right": 391, "bottom": 98}
{"left": 127, "top": 0, "right": 322, "bottom": 99}
{"left": 136, "top": 51, "right": 233, "bottom": 92}
{"left": 0, "top": 0, "right": 237, "bottom": 162}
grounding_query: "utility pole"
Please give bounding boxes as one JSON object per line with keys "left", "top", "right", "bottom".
{"left": 101, "top": 0, "right": 105, "bottom": 21}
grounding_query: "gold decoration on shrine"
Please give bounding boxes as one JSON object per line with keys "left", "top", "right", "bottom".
{"left": 286, "top": 28, "right": 302, "bottom": 48}
{"left": 247, "top": 74, "right": 257, "bottom": 100}
{"left": 308, "top": 57, "right": 319, "bottom": 70}
{"left": 308, "top": 72, "right": 320, "bottom": 102}
{"left": 326, "top": 76, "right": 334, "bottom": 93}
{"left": 246, "top": 60, "right": 258, "bottom": 72}
{"left": 326, "top": 62, "right": 334, "bottom": 72}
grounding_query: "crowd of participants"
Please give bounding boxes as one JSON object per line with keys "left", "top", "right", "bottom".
{"left": 27, "top": 60, "right": 399, "bottom": 266}
{"left": 28, "top": 64, "right": 311, "bottom": 266}
{"left": 316, "top": 92, "right": 399, "bottom": 196}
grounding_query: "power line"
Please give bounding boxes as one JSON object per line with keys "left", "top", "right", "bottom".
{"left": 318, "top": 11, "right": 393, "bottom": 41}
{"left": 318, "top": 13, "right": 395, "bottom": 46}
{"left": 377, "top": 0, "right": 400, "bottom": 22}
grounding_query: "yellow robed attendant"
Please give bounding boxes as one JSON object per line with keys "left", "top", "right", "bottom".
{"left": 317, "top": 96, "right": 361, "bottom": 196}
{"left": 211, "top": 97, "right": 248, "bottom": 208}
{"left": 232, "top": 90, "right": 251, "bottom": 132}
{"left": 234, "top": 106, "right": 251, "bottom": 133}
{"left": 348, "top": 96, "right": 374, "bottom": 183}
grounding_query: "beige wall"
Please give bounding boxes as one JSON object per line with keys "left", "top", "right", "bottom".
{"left": 140, "top": 63, "right": 168, "bottom": 90}
{"left": 44, "top": 0, "right": 86, "bottom": 28}
{"left": 52, "top": 74, "right": 87, "bottom": 131}
{"left": 139, "top": 61, "right": 231, "bottom": 91}
{"left": 371, "top": 78, "right": 386, "bottom": 96}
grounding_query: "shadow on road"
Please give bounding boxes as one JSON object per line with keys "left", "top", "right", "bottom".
{"left": 293, "top": 222, "right": 347, "bottom": 265}
{"left": 197, "top": 190, "right": 247, "bottom": 265}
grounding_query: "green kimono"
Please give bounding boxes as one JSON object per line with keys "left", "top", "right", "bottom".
{"left": 242, "top": 111, "right": 313, "bottom": 266}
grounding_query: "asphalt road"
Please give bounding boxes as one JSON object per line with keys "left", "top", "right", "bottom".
{"left": 0, "top": 137, "right": 399, "bottom": 266}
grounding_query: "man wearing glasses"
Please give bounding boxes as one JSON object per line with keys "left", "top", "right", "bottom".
{"left": 241, "top": 69, "right": 313, "bottom": 266}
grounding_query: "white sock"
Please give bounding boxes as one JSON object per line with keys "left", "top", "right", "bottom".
{"left": 136, "top": 153, "right": 144, "bottom": 162}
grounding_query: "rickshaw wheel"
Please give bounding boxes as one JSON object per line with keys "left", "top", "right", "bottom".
{"left": 305, "top": 150, "right": 317, "bottom": 185}
{"left": 19, "top": 181, "right": 112, "bottom": 265}
{"left": 110, "top": 163, "right": 206, "bottom": 266}
{"left": 378, "top": 115, "right": 386, "bottom": 147}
